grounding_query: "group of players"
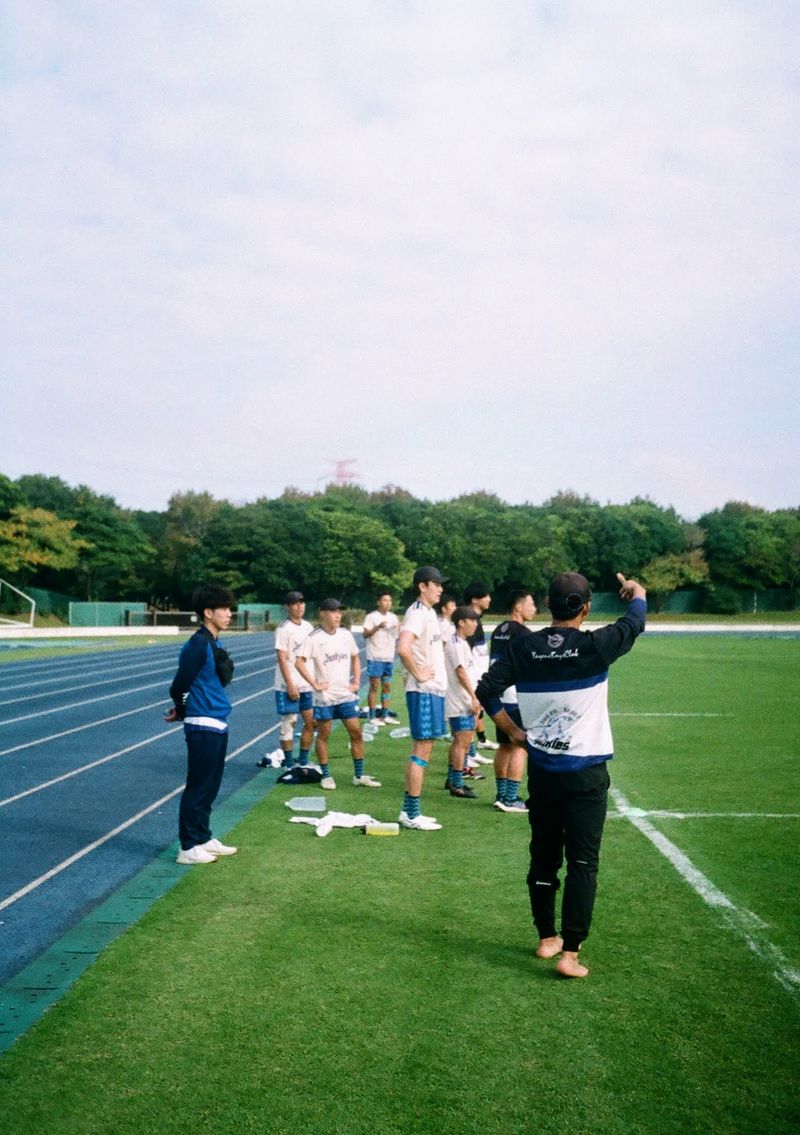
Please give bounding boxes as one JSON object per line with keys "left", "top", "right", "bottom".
{"left": 267, "top": 569, "right": 533, "bottom": 828}
{"left": 169, "top": 566, "right": 648, "bottom": 978}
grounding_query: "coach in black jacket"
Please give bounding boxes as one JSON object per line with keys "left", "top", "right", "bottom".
{"left": 476, "top": 570, "right": 647, "bottom": 978}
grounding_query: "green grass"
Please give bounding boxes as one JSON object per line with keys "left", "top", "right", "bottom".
{"left": 1, "top": 637, "right": 799, "bottom": 1133}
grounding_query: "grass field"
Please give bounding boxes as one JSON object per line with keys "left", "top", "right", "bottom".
{"left": 1, "top": 636, "right": 799, "bottom": 1133}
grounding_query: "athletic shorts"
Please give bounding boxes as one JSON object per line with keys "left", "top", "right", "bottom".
{"left": 313, "top": 700, "right": 359, "bottom": 722}
{"left": 275, "top": 690, "right": 314, "bottom": 716}
{"left": 405, "top": 691, "right": 446, "bottom": 741}
{"left": 495, "top": 703, "right": 523, "bottom": 746}
{"left": 448, "top": 714, "right": 476, "bottom": 734}
{"left": 366, "top": 659, "right": 394, "bottom": 680}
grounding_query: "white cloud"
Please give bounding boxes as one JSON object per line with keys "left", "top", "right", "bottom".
{"left": 2, "top": 1, "right": 798, "bottom": 516}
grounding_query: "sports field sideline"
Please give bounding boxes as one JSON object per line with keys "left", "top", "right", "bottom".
{"left": 0, "top": 632, "right": 798, "bottom": 1133}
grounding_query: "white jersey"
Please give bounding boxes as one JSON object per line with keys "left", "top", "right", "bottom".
{"left": 400, "top": 600, "right": 446, "bottom": 695}
{"left": 364, "top": 609, "right": 400, "bottom": 662}
{"left": 298, "top": 626, "right": 358, "bottom": 707}
{"left": 274, "top": 617, "right": 314, "bottom": 693}
{"left": 444, "top": 633, "right": 477, "bottom": 718}
{"left": 438, "top": 616, "right": 452, "bottom": 645}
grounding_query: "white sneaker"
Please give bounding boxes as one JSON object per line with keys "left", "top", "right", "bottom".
{"left": 398, "top": 811, "right": 442, "bottom": 831}
{"left": 478, "top": 739, "right": 500, "bottom": 750}
{"left": 353, "top": 774, "right": 382, "bottom": 787}
{"left": 370, "top": 718, "right": 387, "bottom": 727}
{"left": 176, "top": 845, "right": 217, "bottom": 865}
{"left": 198, "top": 838, "right": 238, "bottom": 856}
{"left": 470, "top": 753, "right": 494, "bottom": 765}
{"left": 321, "top": 776, "right": 337, "bottom": 790}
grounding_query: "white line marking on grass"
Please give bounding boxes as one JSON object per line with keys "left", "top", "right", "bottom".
{"left": 611, "top": 712, "right": 731, "bottom": 717}
{"left": 0, "top": 724, "right": 279, "bottom": 912}
{"left": 612, "top": 787, "right": 800, "bottom": 998}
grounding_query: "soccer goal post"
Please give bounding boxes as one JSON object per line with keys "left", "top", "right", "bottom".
{"left": 0, "top": 579, "right": 36, "bottom": 628}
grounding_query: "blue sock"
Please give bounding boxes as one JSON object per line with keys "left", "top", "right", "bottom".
{"left": 353, "top": 758, "right": 364, "bottom": 778}
{"left": 283, "top": 748, "right": 296, "bottom": 769}
{"left": 468, "top": 741, "right": 477, "bottom": 758}
{"left": 506, "top": 778, "right": 520, "bottom": 803}
{"left": 368, "top": 709, "right": 376, "bottom": 720}
{"left": 320, "top": 763, "right": 329, "bottom": 777}
{"left": 403, "top": 792, "right": 421, "bottom": 819}
{"left": 451, "top": 767, "right": 464, "bottom": 789}
{"left": 298, "top": 748, "right": 310, "bottom": 766}
{"left": 496, "top": 777, "right": 508, "bottom": 802}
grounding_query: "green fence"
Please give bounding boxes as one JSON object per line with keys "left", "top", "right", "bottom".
{"left": 69, "top": 602, "right": 148, "bottom": 627}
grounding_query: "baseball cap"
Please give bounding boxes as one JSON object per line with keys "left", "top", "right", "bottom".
{"left": 547, "top": 572, "right": 592, "bottom": 619}
{"left": 413, "top": 565, "right": 446, "bottom": 586}
{"left": 285, "top": 590, "right": 304, "bottom": 604}
{"left": 451, "top": 605, "right": 479, "bottom": 625}
{"left": 318, "top": 598, "right": 344, "bottom": 612}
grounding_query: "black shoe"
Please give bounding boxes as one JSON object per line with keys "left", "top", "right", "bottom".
{"left": 449, "top": 785, "right": 477, "bottom": 799}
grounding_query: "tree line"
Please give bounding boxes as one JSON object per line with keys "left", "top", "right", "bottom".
{"left": 1, "top": 473, "right": 798, "bottom": 613}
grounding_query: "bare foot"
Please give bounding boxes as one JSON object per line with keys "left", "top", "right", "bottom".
{"left": 555, "top": 951, "right": 589, "bottom": 978}
{"left": 536, "top": 935, "right": 563, "bottom": 959}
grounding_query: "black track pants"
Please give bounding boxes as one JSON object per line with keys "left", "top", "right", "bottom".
{"left": 526, "top": 761, "right": 610, "bottom": 952}
{"left": 178, "top": 727, "right": 229, "bottom": 850}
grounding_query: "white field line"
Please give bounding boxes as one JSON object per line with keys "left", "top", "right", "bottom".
{"left": 611, "top": 787, "right": 800, "bottom": 999}
{"left": 0, "top": 673, "right": 277, "bottom": 758}
{"left": 0, "top": 655, "right": 272, "bottom": 725}
{"left": 610, "top": 712, "right": 731, "bottom": 717}
{"left": 0, "top": 724, "right": 279, "bottom": 913}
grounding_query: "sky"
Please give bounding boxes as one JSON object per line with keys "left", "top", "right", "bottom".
{"left": 2, "top": 0, "right": 798, "bottom": 521}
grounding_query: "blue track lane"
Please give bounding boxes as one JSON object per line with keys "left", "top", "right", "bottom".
{"left": 0, "top": 632, "right": 357, "bottom": 987}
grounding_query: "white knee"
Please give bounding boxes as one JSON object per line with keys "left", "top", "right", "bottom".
{"left": 279, "top": 714, "right": 297, "bottom": 742}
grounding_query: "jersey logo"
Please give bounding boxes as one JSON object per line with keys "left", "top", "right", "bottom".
{"left": 547, "top": 633, "right": 565, "bottom": 649}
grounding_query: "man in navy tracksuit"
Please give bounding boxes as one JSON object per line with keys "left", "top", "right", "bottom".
{"left": 166, "top": 583, "right": 238, "bottom": 866}
{"left": 477, "top": 571, "right": 646, "bottom": 978}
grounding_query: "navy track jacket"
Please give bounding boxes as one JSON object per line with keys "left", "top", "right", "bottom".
{"left": 476, "top": 599, "right": 646, "bottom": 772}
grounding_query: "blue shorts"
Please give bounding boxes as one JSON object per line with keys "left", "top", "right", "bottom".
{"left": 313, "top": 700, "right": 359, "bottom": 722}
{"left": 406, "top": 691, "right": 446, "bottom": 741}
{"left": 367, "top": 660, "right": 394, "bottom": 681}
{"left": 449, "top": 714, "right": 476, "bottom": 734}
{"left": 275, "top": 689, "right": 314, "bottom": 716}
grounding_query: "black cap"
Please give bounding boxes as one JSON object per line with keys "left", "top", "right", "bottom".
{"left": 318, "top": 598, "right": 344, "bottom": 612}
{"left": 413, "top": 565, "right": 446, "bottom": 586}
{"left": 285, "top": 590, "right": 304, "bottom": 604}
{"left": 451, "top": 605, "right": 480, "bottom": 625}
{"left": 547, "top": 572, "right": 591, "bottom": 619}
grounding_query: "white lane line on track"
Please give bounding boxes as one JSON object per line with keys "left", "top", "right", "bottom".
{"left": 0, "top": 724, "right": 280, "bottom": 913}
{"left": 0, "top": 664, "right": 175, "bottom": 707}
{"left": 0, "top": 646, "right": 268, "bottom": 706}
{"left": 611, "top": 787, "right": 800, "bottom": 998}
{"left": 0, "top": 657, "right": 273, "bottom": 725}
{"left": 0, "top": 728, "right": 179, "bottom": 808}
{"left": 0, "top": 672, "right": 276, "bottom": 757}
{"left": 0, "top": 643, "right": 268, "bottom": 687}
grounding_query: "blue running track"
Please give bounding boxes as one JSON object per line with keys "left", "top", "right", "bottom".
{"left": 0, "top": 632, "right": 331, "bottom": 987}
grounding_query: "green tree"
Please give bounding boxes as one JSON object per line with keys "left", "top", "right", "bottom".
{"left": 640, "top": 550, "right": 710, "bottom": 611}
{"left": 0, "top": 506, "right": 89, "bottom": 583}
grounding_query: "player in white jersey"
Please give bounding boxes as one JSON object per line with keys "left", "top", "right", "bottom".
{"left": 437, "top": 593, "right": 457, "bottom": 645}
{"left": 264, "top": 589, "right": 315, "bottom": 772}
{"left": 295, "top": 599, "right": 380, "bottom": 791}
{"left": 396, "top": 566, "right": 448, "bottom": 831}
{"left": 362, "top": 590, "right": 400, "bottom": 723}
{"left": 443, "top": 606, "right": 482, "bottom": 799}
{"left": 462, "top": 580, "right": 496, "bottom": 754}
